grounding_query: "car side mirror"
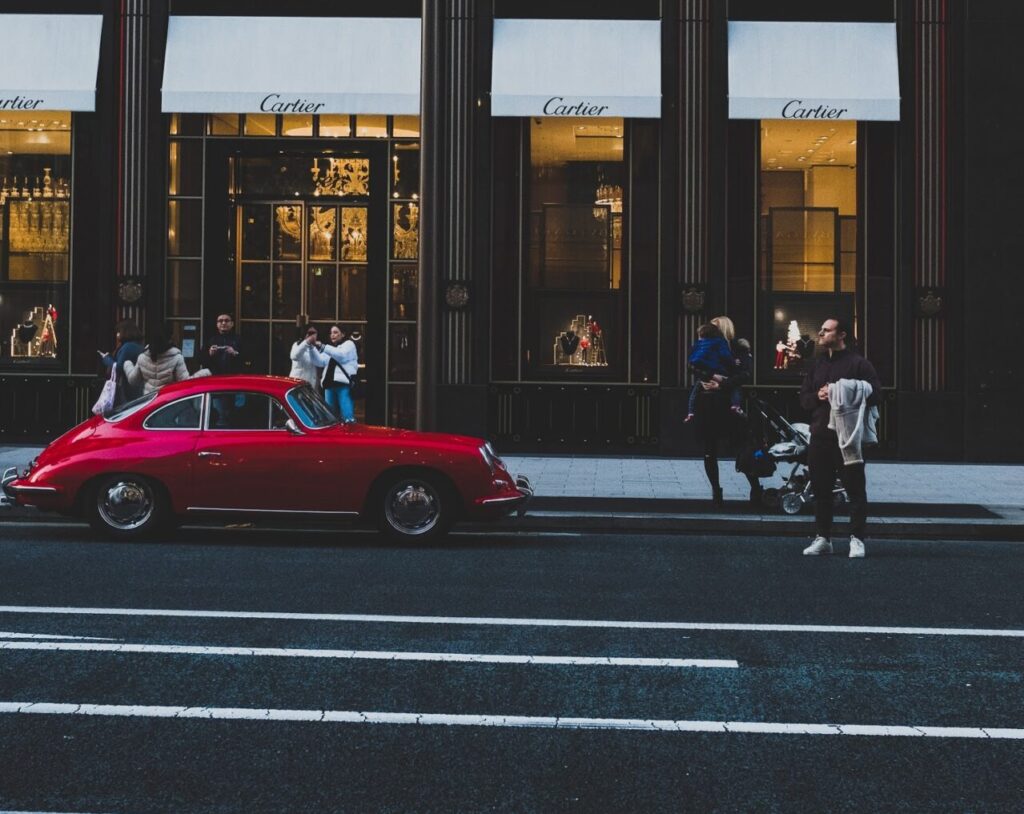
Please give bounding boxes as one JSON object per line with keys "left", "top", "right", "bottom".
{"left": 285, "top": 418, "right": 304, "bottom": 435}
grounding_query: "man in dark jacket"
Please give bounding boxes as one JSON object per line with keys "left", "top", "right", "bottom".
{"left": 798, "top": 317, "right": 882, "bottom": 558}
{"left": 201, "top": 313, "right": 242, "bottom": 375}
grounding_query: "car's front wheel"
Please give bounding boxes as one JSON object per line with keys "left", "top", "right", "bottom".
{"left": 377, "top": 472, "right": 454, "bottom": 543}
{"left": 87, "top": 474, "right": 170, "bottom": 539}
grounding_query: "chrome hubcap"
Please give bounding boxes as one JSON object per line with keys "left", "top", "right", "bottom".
{"left": 384, "top": 481, "right": 440, "bottom": 535}
{"left": 97, "top": 479, "right": 154, "bottom": 530}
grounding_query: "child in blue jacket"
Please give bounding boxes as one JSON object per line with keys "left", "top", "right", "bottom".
{"left": 685, "top": 323, "right": 745, "bottom": 422}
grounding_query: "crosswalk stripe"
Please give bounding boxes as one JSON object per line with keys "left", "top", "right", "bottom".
{"left": 1, "top": 701, "right": 1020, "bottom": 740}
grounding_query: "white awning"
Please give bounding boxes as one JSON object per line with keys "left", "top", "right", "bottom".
{"left": 491, "top": 18, "right": 661, "bottom": 118}
{"left": 0, "top": 14, "right": 103, "bottom": 112}
{"left": 162, "top": 16, "right": 420, "bottom": 114}
{"left": 728, "top": 21, "right": 900, "bottom": 121}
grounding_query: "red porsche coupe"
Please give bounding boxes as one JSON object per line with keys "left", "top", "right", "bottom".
{"left": 2, "top": 376, "right": 531, "bottom": 542}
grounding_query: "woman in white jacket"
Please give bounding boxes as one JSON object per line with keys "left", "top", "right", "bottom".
{"left": 123, "top": 325, "right": 208, "bottom": 395}
{"left": 311, "top": 324, "right": 358, "bottom": 422}
{"left": 288, "top": 325, "right": 324, "bottom": 391}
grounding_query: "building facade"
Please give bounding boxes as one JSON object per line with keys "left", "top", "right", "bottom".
{"left": 0, "top": 0, "right": 1019, "bottom": 461}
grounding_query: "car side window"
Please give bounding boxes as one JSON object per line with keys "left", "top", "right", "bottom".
{"left": 206, "top": 392, "right": 289, "bottom": 431}
{"left": 144, "top": 396, "right": 203, "bottom": 430}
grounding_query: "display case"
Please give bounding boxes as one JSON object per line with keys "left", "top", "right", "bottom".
{"left": 760, "top": 292, "right": 855, "bottom": 381}
{"left": 0, "top": 121, "right": 72, "bottom": 369}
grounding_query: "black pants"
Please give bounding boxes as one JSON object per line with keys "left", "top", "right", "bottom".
{"left": 808, "top": 434, "right": 867, "bottom": 540}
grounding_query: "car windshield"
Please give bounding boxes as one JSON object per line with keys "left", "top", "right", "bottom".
{"left": 286, "top": 385, "right": 340, "bottom": 429}
{"left": 105, "top": 392, "right": 158, "bottom": 422}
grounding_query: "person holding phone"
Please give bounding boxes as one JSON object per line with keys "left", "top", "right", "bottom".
{"left": 201, "top": 313, "right": 242, "bottom": 375}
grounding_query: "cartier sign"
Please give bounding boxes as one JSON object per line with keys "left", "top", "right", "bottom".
{"left": 0, "top": 96, "right": 45, "bottom": 111}
{"left": 260, "top": 94, "right": 326, "bottom": 113}
{"left": 781, "top": 99, "right": 849, "bottom": 119}
{"left": 542, "top": 97, "right": 611, "bottom": 116}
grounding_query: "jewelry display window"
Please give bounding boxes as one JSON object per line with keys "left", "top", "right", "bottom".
{"left": 760, "top": 293, "right": 855, "bottom": 380}
{"left": 1, "top": 111, "right": 71, "bottom": 368}
{"left": 758, "top": 119, "right": 861, "bottom": 383}
{"left": 520, "top": 117, "right": 630, "bottom": 381}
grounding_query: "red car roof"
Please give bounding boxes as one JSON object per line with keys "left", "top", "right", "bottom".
{"left": 159, "top": 374, "right": 303, "bottom": 397}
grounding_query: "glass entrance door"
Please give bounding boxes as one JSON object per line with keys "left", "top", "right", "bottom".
{"left": 230, "top": 151, "right": 379, "bottom": 423}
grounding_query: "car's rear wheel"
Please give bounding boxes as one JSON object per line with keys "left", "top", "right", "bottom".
{"left": 87, "top": 474, "right": 169, "bottom": 539}
{"left": 377, "top": 473, "right": 454, "bottom": 543}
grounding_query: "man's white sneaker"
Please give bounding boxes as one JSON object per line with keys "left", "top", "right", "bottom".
{"left": 803, "top": 536, "right": 833, "bottom": 556}
{"left": 849, "top": 537, "right": 866, "bottom": 558}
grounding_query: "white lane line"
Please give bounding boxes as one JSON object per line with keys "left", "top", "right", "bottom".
{"left": 0, "top": 631, "right": 118, "bottom": 641}
{"left": 1, "top": 605, "right": 1022, "bottom": 638}
{"left": 1, "top": 701, "right": 1021, "bottom": 740}
{"left": 0, "top": 641, "right": 735, "bottom": 669}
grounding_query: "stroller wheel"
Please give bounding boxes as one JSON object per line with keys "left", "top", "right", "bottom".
{"left": 781, "top": 492, "right": 805, "bottom": 515}
{"left": 761, "top": 487, "right": 781, "bottom": 509}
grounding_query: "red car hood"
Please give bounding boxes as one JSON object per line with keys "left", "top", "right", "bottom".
{"left": 340, "top": 423, "right": 484, "bottom": 449}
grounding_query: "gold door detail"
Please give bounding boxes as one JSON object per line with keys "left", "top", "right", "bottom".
{"left": 311, "top": 157, "right": 370, "bottom": 197}
{"left": 308, "top": 206, "right": 336, "bottom": 261}
{"left": 393, "top": 202, "right": 419, "bottom": 260}
{"left": 341, "top": 207, "right": 368, "bottom": 261}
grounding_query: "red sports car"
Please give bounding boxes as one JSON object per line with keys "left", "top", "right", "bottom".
{"left": 2, "top": 376, "right": 531, "bottom": 542}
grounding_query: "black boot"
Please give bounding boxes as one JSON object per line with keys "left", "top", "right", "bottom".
{"left": 712, "top": 487, "right": 724, "bottom": 507}
{"left": 749, "top": 483, "right": 763, "bottom": 506}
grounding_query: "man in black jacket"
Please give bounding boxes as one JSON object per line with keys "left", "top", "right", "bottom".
{"left": 201, "top": 313, "right": 242, "bottom": 376}
{"left": 798, "top": 317, "right": 882, "bottom": 558}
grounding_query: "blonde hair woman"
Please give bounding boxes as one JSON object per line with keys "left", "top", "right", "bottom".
{"left": 689, "top": 314, "right": 760, "bottom": 506}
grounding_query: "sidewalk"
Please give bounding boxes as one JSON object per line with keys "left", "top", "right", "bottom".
{"left": 4, "top": 445, "right": 1024, "bottom": 539}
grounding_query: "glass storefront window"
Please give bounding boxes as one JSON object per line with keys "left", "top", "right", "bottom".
{"left": 356, "top": 115, "right": 388, "bottom": 138}
{"left": 282, "top": 114, "right": 313, "bottom": 137}
{"left": 208, "top": 114, "right": 240, "bottom": 136}
{"left": 319, "top": 115, "right": 352, "bottom": 138}
{"left": 525, "top": 117, "right": 625, "bottom": 379}
{"left": 244, "top": 114, "right": 276, "bottom": 137}
{"left": 759, "top": 119, "right": 858, "bottom": 380}
{"left": 392, "top": 116, "right": 420, "bottom": 138}
{"left": 1, "top": 111, "right": 72, "bottom": 368}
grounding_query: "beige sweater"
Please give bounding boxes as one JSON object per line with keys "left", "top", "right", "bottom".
{"left": 123, "top": 347, "right": 206, "bottom": 394}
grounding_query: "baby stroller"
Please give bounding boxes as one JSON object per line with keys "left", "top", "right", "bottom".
{"left": 747, "top": 397, "right": 847, "bottom": 515}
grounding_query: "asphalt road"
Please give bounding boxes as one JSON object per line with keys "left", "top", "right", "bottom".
{"left": 0, "top": 520, "right": 1022, "bottom": 812}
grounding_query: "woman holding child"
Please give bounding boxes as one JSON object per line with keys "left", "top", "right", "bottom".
{"left": 687, "top": 315, "right": 762, "bottom": 507}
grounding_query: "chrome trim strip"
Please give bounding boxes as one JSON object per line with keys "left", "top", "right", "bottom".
{"left": 9, "top": 486, "right": 59, "bottom": 494}
{"left": 185, "top": 507, "right": 359, "bottom": 516}
{"left": 479, "top": 495, "right": 527, "bottom": 505}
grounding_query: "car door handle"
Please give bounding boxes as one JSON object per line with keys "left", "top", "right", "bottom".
{"left": 197, "top": 451, "right": 222, "bottom": 458}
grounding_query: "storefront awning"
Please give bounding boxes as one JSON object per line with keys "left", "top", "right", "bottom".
{"left": 491, "top": 18, "right": 661, "bottom": 118}
{"left": 161, "top": 16, "right": 421, "bottom": 114}
{"left": 728, "top": 21, "right": 900, "bottom": 121}
{"left": 0, "top": 14, "right": 103, "bottom": 112}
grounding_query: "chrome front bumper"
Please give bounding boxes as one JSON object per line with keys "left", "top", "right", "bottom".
{"left": 1, "top": 466, "right": 19, "bottom": 509}
{"left": 478, "top": 474, "right": 534, "bottom": 517}
{"left": 514, "top": 474, "right": 534, "bottom": 517}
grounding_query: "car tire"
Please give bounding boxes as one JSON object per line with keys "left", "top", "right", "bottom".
{"left": 86, "top": 474, "right": 170, "bottom": 540}
{"left": 376, "top": 472, "right": 454, "bottom": 544}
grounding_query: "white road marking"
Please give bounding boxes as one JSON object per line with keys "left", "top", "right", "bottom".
{"left": 0, "top": 631, "right": 118, "bottom": 641}
{"left": 1, "top": 605, "right": 1022, "bottom": 638}
{"left": 0, "top": 640, "right": 735, "bottom": 669}
{"left": 0, "top": 701, "right": 1020, "bottom": 740}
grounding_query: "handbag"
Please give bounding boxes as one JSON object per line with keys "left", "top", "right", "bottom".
{"left": 92, "top": 363, "right": 118, "bottom": 416}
